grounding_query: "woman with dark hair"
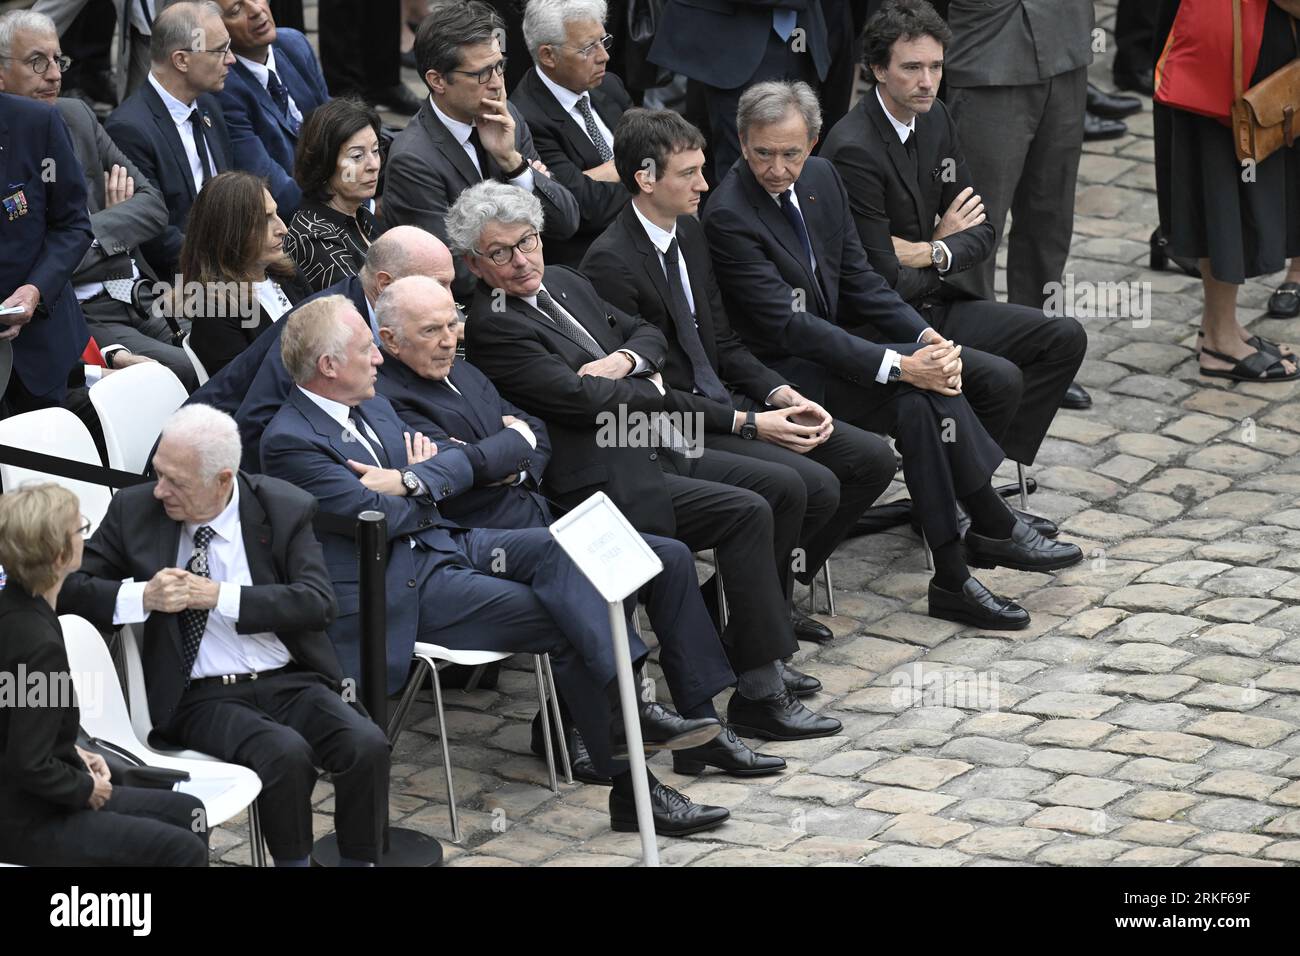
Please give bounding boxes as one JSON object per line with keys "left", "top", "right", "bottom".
{"left": 0, "top": 484, "right": 209, "bottom": 867}
{"left": 179, "top": 171, "right": 313, "bottom": 376}
{"left": 285, "top": 97, "right": 385, "bottom": 292}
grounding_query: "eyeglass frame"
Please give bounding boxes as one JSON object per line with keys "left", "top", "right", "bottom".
{"left": 447, "top": 56, "right": 508, "bottom": 85}
{"left": 183, "top": 39, "right": 233, "bottom": 58}
{"left": 0, "top": 52, "right": 73, "bottom": 75}
{"left": 561, "top": 34, "right": 613, "bottom": 59}
{"left": 475, "top": 230, "right": 540, "bottom": 266}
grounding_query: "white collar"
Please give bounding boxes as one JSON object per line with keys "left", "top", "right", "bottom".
{"left": 234, "top": 45, "right": 279, "bottom": 89}
{"left": 631, "top": 200, "right": 676, "bottom": 255}
{"left": 186, "top": 477, "right": 239, "bottom": 543}
{"left": 875, "top": 84, "right": 916, "bottom": 144}
{"left": 536, "top": 68, "right": 588, "bottom": 115}
{"left": 429, "top": 95, "right": 474, "bottom": 145}
{"left": 148, "top": 72, "right": 197, "bottom": 122}
{"left": 297, "top": 385, "right": 354, "bottom": 429}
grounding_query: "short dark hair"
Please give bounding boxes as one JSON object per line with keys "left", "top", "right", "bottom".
{"left": 861, "top": 0, "right": 951, "bottom": 79}
{"left": 294, "top": 97, "right": 382, "bottom": 203}
{"left": 414, "top": 0, "right": 503, "bottom": 83}
{"left": 613, "top": 108, "right": 707, "bottom": 195}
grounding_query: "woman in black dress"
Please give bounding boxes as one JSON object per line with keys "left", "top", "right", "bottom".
{"left": 0, "top": 484, "right": 209, "bottom": 867}
{"left": 1154, "top": 0, "right": 1300, "bottom": 382}
{"left": 285, "top": 98, "right": 384, "bottom": 292}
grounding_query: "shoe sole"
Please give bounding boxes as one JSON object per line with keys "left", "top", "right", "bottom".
{"left": 726, "top": 721, "right": 842, "bottom": 742}
{"left": 965, "top": 550, "right": 1083, "bottom": 573}
{"left": 610, "top": 723, "right": 722, "bottom": 760}
{"left": 788, "top": 685, "right": 822, "bottom": 699}
{"left": 929, "top": 605, "right": 1030, "bottom": 631}
{"left": 672, "top": 758, "right": 787, "bottom": 777}
{"left": 610, "top": 812, "right": 731, "bottom": 837}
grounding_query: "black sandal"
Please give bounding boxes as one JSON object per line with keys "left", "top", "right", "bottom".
{"left": 1199, "top": 345, "right": 1300, "bottom": 382}
{"left": 1198, "top": 329, "right": 1293, "bottom": 359}
{"left": 1268, "top": 282, "right": 1300, "bottom": 319}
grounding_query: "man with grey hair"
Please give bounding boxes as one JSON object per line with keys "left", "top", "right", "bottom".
{"left": 61, "top": 403, "right": 392, "bottom": 867}
{"left": 512, "top": 0, "right": 631, "bottom": 266}
{"left": 105, "top": 0, "right": 236, "bottom": 276}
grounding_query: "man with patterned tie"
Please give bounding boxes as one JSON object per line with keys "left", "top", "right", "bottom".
{"left": 59, "top": 404, "right": 392, "bottom": 867}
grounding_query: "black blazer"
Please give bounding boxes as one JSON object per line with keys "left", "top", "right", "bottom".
{"left": 377, "top": 356, "right": 553, "bottom": 530}
{"left": 701, "top": 155, "right": 930, "bottom": 396}
{"left": 105, "top": 82, "right": 233, "bottom": 278}
{"left": 58, "top": 473, "right": 341, "bottom": 732}
{"left": 582, "top": 204, "right": 786, "bottom": 434}
{"left": 464, "top": 265, "right": 680, "bottom": 536}
{"left": 188, "top": 268, "right": 314, "bottom": 376}
{"left": 820, "top": 93, "right": 994, "bottom": 304}
{"left": 0, "top": 585, "right": 94, "bottom": 827}
{"left": 511, "top": 67, "right": 632, "bottom": 267}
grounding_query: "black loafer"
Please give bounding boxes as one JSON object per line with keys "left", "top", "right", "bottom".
{"left": 792, "top": 607, "right": 833, "bottom": 643}
{"left": 727, "top": 688, "right": 842, "bottom": 741}
{"left": 929, "top": 577, "right": 1030, "bottom": 630}
{"left": 965, "top": 520, "right": 1083, "bottom": 573}
{"left": 780, "top": 660, "right": 822, "bottom": 698}
{"left": 673, "top": 725, "right": 787, "bottom": 777}
{"left": 609, "top": 780, "right": 730, "bottom": 836}
{"left": 1268, "top": 282, "right": 1300, "bottom": 319}
{"left": 1012, "top": 508, "right": 1058, "bottom": 539}
{"left": 1083, "top": 111, "right": 1127, "bottom": 141}
{"left": 610, "top": 700, "right": 720, "bottom": 759}
{"left": 365, "top": 83, "right": 423, "bottom": 116}
{"left": 1086, "top": 82, "right": 1142, "bottom": 120}
{"left": 530, "top": 714, "right": 612, "bottom": 785}
{"left": 1061, "top": 381, "right": 1092, "bottom": 409}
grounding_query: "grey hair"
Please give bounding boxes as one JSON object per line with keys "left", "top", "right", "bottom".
{"left": 522, "top": 0, "right": 607, "bottom": 62}
{"left": 445, "top": 181, "right": 544, "bottom": 257}
{"left": 150, "top": 0, "right": 224, "bottom": 66}
{"left": 0, "top": 10, "right": 58, "bottom": 59}
{"left": 376, "top": 276, "right": 452, "bottom": 348}
{"left": 159, "top": 404, "right": 242, "bottom": 481}
{"left": 736, "top": 80, "right": 823, "bottom": 142}
{"left": 280, "top": 295, "right": 357, "bottom": 384}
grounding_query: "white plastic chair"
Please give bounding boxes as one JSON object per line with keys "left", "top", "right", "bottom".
{"left": 181, "top": 333, "right": 209, "bottom": 386}
{"left": 60, "top": 615, "right": 268, "bottom": 866}
{"left": 0, "top": 407, "right": 111, "bottom": 533}
{"left": 88, "top": 362, "right": 188, "bottom": 474}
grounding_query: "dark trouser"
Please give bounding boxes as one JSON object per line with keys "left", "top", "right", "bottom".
{"left": 416, "top": 527, "right": 734, "bottom": 776}
{"left": 319, "top": 0, "right": 400, "bottom": 96}
{"left": 0, "top": 786, "right": 208, "bottom": 867}
{"left": 161, "top": 669, "right": 390, "bottom": 863}
{"left": 945, "top": 66, "right": 1087, "bottom": 308}
{"left": 1113, "top": 0, "right": 1157, "bottom": 79}
{"left": 1, "top": 366, "right": 64, "bottom": 417}
{"left": 81, "top": 294, "right": 199, "bottom": 392}
{"left": 926, "top": 297, "right": 1088, "bottom": 465}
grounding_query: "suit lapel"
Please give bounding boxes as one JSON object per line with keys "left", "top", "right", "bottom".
{"left": 143, "top": 83, "right": 198, "bottom": 201}
{"left": 675, "top": 220, "right": 720, "bottom": 357}
{"left": 233, "top": 59, "right": 297, "bottom": 140}
{"left": 534, "top": 72, "right": 604, "bottom": 168}
{"left": 623, "top": 210, "right": 675, "bottom": 320}
{"left": 419, "top": 102, "right": 481, "bottom": 188}
{"left": 743, "top": 167, "right": 819, "bottom": 298}
{"left": 867, "top": 95, "right": 926, "bottom": 236}
{"left": 518, "top": 273, "right": 613, "bottom": 358}
{"left": 445, "top": 369, "right": 493, "bottom": 439}
{"left": 236, "top": 475, "right": 275, "bottom": 586}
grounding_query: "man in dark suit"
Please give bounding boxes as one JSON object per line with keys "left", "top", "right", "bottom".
{"left": 104, "top": 1, "right": 236, "bottom": 278}
{"left": 261, "top": 291, "right": 735, "bottom": 835}
{"left": 0, "top": 91, "right": 92, "bottom": 414}
{"left": 512, "top": 0, "right": 631, "bottom": 267}
{"left": 59, "top": 404, "right": 391, "bottom": 866}
{"left": 584, "top": 107, "right": 895, "bottom": 638}
{"left": 703, "top": 80, "right": 1082, "bottom": 629}
{"left": 821, "top": 2, "right": 1086, "bottom": 472}
{"left": 454, "top": 180, "right": 844, "bottom": 758}
{"left": 383, "top": 1, "right": 579, "bottom": 300}
{"left": 214, "top": 0, "right": 330, "bottom": 218}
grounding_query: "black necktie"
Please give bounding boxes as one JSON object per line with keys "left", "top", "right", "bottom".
{"left": 575, "top": 94, "right": 612, "bottom": 162}
{"left": 265, "top": 68, "right": 301, "bottom": 137}
{"left": 349, "top": 407, "right": 388, "bottom": 466}
{"left": 535, "top": 288, "right": 605, "bottom": 360}
{"left": 189, "top": 108, "right": 215, "bottom": 184}
{"left": 467, "top": 126, "right": 490, "bottom": 180}
{"left": 178, "top": 525, "right": 215, "bottom": 681}
{"left": 778, "top": 189, "right": 827, "bottom": 314}
{"left": 903, "top": 129, "right": 919, "bottom": 181}
{"left": 662, "top": 238, "right": 730, "bottom": 404}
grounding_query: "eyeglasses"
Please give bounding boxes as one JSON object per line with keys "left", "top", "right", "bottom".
{"left": 187, "top": 39, "right": 233, "bottom": 57}
{"left": 567, "top": 34, "right": 613, "bottom": 59}
{"left": 0, "top": 53, "right": 73, "bottom": 75}
{"left": 477, "top": 231, "right": 539, "bottom": 266}
{"left": 448, "top": 57, "right": 507, "bottom": 85}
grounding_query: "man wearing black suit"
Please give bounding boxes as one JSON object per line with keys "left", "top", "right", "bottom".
{"left": 703, "top": 80, "right": 1082, "bottom": 629}
{"left": 383, "top": 1, "right": 579, "bottom": 300}
{"left": 821, "top": 2, "right": 1086, "bottom": 471}
{"left": 454, "top": 181, "right": 844, "bottom": 755}
{"left": 583, "top": 108, "right": 895, "bottom": 633}
{"left": 104, "top": 1, "right": 235, "bottom": 278}
{"left": 512, "top": 0, "right": 631, "bottom": 267}
{"left": 59, "top": 405, "right": 391, "bottom": 866}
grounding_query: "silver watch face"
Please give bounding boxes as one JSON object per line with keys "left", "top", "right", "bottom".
{"left": 402, "top": 470, "right": 419, "bottom": 490}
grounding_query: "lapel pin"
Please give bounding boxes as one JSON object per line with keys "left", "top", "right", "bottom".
{"left": 203, "top": 115, "right": 212, "bottom": 128}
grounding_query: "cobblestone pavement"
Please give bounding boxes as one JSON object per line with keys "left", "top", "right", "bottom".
{"left": 208, "top": 1, "right": 1300, "bottom": 866}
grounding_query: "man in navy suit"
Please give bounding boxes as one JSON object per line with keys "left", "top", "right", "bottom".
{"left": 0, "top": 92, "right": 93, "bottom": 413}
{"left": 214, "top": 0, "right": 330, "bottom": 218}
{"left": 105, "top": 1, "right": 235, "bottom": 277}
{"left": 260, "top": 291, "right": 735, "bottom": 836}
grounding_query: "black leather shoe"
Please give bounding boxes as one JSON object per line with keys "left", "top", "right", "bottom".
{"left": 1012, "top": 508, "right": 1058, "bottom": 539}
{"left": 792, "top": 607, "right": 833, "bottom": 643}
{"left": 366, "top": 83, "right": 423, "bottom": 116}
{"left": 1149, "top": 228, "right": 1202, "bottom": 277}
{"left": 673, "top": 724, "right": 786, "bottom": 776}
{"left": 609, "top": 780, "right": 730, "bottom": 836}
{"left": 1083, "top": 111, "right": 1127, "bottom": 141}
{"left": 1114, "top": 65, "right": 1155, "bottom": 96}
{"left": 1086, "top": 82, "right": 1142, "bottom": 120}
{"left": 928, "top": 577, "right": 1030, "bottom": 630}
{"left": 965, "top": 519, "right": 1083, "bottom": 573}
{"left": 780, "top": 660, "right": 822, "bottom": 698}
{"left": 1268, "top": 282, "right": 1300, "bottom": 319}
{"left": 530, "top": 714, "right": 611, "bottom": 785}
{"left": 1061, "top": 381, "right": 1092, "bottom": 409}
{"left": 610, "top": 700, "right": 720, "bottom": 759}
{"left": 727, "top": 688, "right": 841, "bottom": 741}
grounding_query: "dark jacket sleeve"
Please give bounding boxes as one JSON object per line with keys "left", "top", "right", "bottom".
{"left": 385, "top": 386, "right": 533, "bottom": 486}
{"left": 29, "top": 107, "right": 93, "bottom": 307}
{"left": 58, "top": 491, "right": 134, "bottom": 628}
{"left": 516, "top": 106, "right": 580, "bottom": 241}
{"left": 219, "top": 77, "right": 303, "bottom": 216}
{"left": 930, "top": 103, "right": 995, "bottom": 277}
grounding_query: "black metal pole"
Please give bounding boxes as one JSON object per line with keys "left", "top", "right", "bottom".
{"left": 356, "top": 510, "right": 389, "bottom": 723}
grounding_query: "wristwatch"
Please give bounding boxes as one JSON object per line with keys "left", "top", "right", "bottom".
{"left": 887, "top": 355, "right": 903, "bottom": 383}
{"left": 740, "top": 409, "right": 758, "bottom": 440}
{"left": 502, "top": 155, "right": 531, "bottom": 179}
{"left": 400, "top": 469, "right": 422, "bottom": 496}
{"left": 930, "top": 242, "right": 945, "bottom": 270}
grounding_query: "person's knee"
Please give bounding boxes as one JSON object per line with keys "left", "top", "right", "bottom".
{"left": 251, "top": 729, "right": 318, "bottom": 785}
{"left": 1057, "top": 315, "right": 1088, "bottom": 359}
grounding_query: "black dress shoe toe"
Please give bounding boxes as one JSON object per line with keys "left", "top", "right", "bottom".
{"left": 780, "top": 660, "right": 822, "bottom": 698}
{"left": 1011, "top": 508, "right": 1058, "bottom": 539}
{"left": 1086, "top": 82, "right": 1142, "bottom": 119}
{"left": 673, "top": 725, "right": 787, "bottom": 776}
{"left": 727, "top": 689, "right": 841, "bottom": 741}
{"left": 366, "top": 83, "right": 423, "bottom": 116}
{"left": 609, "top": 781, "right": 730, "bottom": 836}
{"left": 1083, "top": 111, "right": 1127, "bottom": 141}
{"left": 1061, "top": 381, "right": 1092, "bottom": 409}
{"left": 792, "top": 607, "right": 833, "bottom": 643}
{"left": 965, "top": 520, "right": 1082, "bottom": 573}
{"left": 928, "top": 577, "right": 1030, "bottom": 630}
{"left": 611, "top": 700, "right": 720, "bottom": 759}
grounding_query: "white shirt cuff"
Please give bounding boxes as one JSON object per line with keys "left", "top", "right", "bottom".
{"left": 935, "top": 240, "right": 953, "bottom": 274}
{"left": 217, "top": 582, "right": 241, "bottom": 621}
{"left": 508, "top": 419, "right": 538, "bottom": 449}
{"left": 620, "top": 350, "right": 650, "bottom": 375}
{"left": 875, "top": 349, "right": 901, "bottom": 385}
{"left": 84, "top": 364, "right": 105, "bottom": 385}
{"left": 510, "top": 168, "right": 536, "bottom": 192}
{"left": 764, "top": 385, "right": 788, "bottom": 406}
{"left": 112, "top": 580, "right": 149, "bottom": 625}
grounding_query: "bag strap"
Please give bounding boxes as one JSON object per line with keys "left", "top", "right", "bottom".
{"left": 1234, "top": 0, "right": 1245, "bottom": 101}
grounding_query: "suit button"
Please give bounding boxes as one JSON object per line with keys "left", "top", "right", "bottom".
{"left": 522, "top": 458, "right": 531, "bottom": 467}
{"left": 406, "top": 579, "right": 417, "bottom": 588}
{"left": 649, "top": 452, "right": 658, "bottom": 461}
{"left": 441, "top": 485, "right": 451, "bottom": 496}
{"left": 419, "top": 519, "right": 432, "bottom": 528}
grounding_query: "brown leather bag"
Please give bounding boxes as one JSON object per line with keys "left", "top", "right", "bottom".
{"left": 1232, "top": 0, "right": 1300, "bottom": 163}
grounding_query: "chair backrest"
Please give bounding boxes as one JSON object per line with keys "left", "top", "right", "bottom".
{"left": 181, "top": 333, "right": 209, "bottom": 386}
{"left": 58, "top": 614, "right": 141, "bottom": 749}
{"left": 88, "top": 362, "right": 188, "bottom": 474}
{"left": 119, "top": 624, "right": 156, "bottom": 742}
{"left": 0, "top": 407, "right": 112, "bottom": 533}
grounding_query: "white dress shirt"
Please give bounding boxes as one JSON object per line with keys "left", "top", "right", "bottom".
{"left": 112, "top": 480, "right": 292, "bottom": 679}
{"left": 429, "top": 97, "right": 535, "bottom": 192}
{"left": 875, "top": 85, "right": 952, "bottom": 275}
{"left": 523, "top": 285, "right": 660, "bottom": 394}
{"left": 297, "top": 387, "right": 385, "bottom": 466}
{"left": 148, "top": 73, "right": 215, "bottom": 195}
{"left": 536, "top": 69, "right": 613, "bottom": 154}
{"left": 235, "top": 46, "right": 304, "bottom": 127}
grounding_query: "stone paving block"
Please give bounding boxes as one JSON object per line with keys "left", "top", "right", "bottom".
{"left": 1192, "top": 770, "right": 1287, "bottom": 802}
{"left": 875, "top": 813, "right": 975, "bottom": 848}
{"left": 1194, "top": 597, "right": 1282, "bottom": 623}
{"left": 1113, "top": 846, "right": 1199, "bottom": 866}
{"left": 807, "top": 750, "right": 889, "bottom": 778}
{"left": 1113, "top": 433, "right": 1186, "bottom": 463}
{"left": 949, "top": 798, "right": 1042, "bottom": 826}
{"left": 1179, "top": 655, "right": 1270, "bottom": 684}
{"left": 1105, "top": 584, "right": 1209, "bottom": 613}
{"left": 474, "top": 828, "right": 576, "bottom": 864}
{"left": 1102, "top": 730, "right": 1214, "bottom": 761}
{"left": 1257, "top": 666, "right": 1300, "bottom": 693}
{"left": 1155, "top": 518, "right": 1244, "bottom": 540}
{"left": 1141, "top": 468, "right": 1232, "bottom": 499}
{"left": 1201, "top": 566, "right": 1296, "bottom": 597}
{"left": 1116, "top": 493, "right": 1185, "bottom": 522}
{"left": 1110, "top": 538, "right": 1198, "bottom": 562}
{"left": 1181, "top": 389, "right": 1268, "bottom": 420}
{"left": 1033, "top": 775, "right": 1133, "bottom": 809}
{"left": 1112, "top": 820, "right": 1200, "bottom": 847}
{"left": 1185, "top": 798, "right": 1283, "bottom": 832}
{"left": 889, "top": 706, "right": 968, "bottom": 731}
{"left": 1195, "top": 541, "right": 1280, "bottom": 563}
{"left": 1261, "top": 841, "right": 1300, "bottom": 861}
{"left": 859, "top": 844, "right": 971, "bottom": 867}
{"left": 1184, "top": 713, "right": 1295, "bottom": 748}
{"left": 680, "top": 819, "right": 804, "bottom": 850}
{"left": 1161, "top": 414, "right": 1234, "bottom": 444}
{"left": 1270, "top": 781, "right": 1300, "bottom": 806}
{"left": 1137, "top": 560, "right": 1232, "bottom": 588}
{"left": 1261, "top": 811, "right": 1300, "bottom": 836}
{"left": 1101, "top": 643, "right": 1193, "bottom": 673}
{"left": 1061, "top": 510, "right": 1153, "bottom": 541}
{"left": 1188, "top": 855, "right": 1284, "bottom": 867}
{"left": 1201, "top": 745, "right": 1292, "bottom": 774}
{"left": 854, "top": 787, "right": 959, "bottom": 816}
{"left": 1035, "top": 466, "right": 1121, "bottom": 499}
{"left": 1058, "top": 607, "right": 1130, "bottom": 638}
{"left": 854, "top": 728, "right": 953, "bottom": 752}
{"left": 1097, "top": 454, "right": 1158, "bottom": 484}
{"left": 1184, "top": 832, "right": 1272, "bottom": 857}
{"left": 1103, "top": 674, "right": 1200, "bottom": 701}
{"left": 1179, "top": 681, "right": 1272, "bottom": 712}
{"left": 942, "top": 766, "right": 1058, "bottom": 800}
{"left": 1016, "top": 691, "right": 1122, "bottom": 720}
{"left": 1026, "top": 748, "right": 1127, "bottom": 776}
{"left": 1116, "top": 790, "right": 1200, "bottom": 820}
{"left": 1194, "top": 623, "right": 1287, "bottom": 656}
{"left": 860, "top": 755, "right": 974, "bottom": 790}
{"left": 1101, "top": 612, "right": 1206, "bottom": 645}
{"left": 770, "top": 775, "right": 868, "bottom": 807}
{"left": 937, "top": 737, "right": 1033, "bottom": 768}
{"left": 954, "top": 826, "right": 1058, "bottom": 860}
{"left": 1114, "top": 757, "right": 1210, "bottom": 788}
{"left": 867, "top": 612, "right": 965, "bottom": 648}
{"left": 1022, "top": 719, "right": 1117, "bottom": 748}
{"left": 1025, "top": 806, "right": 1114, "bottom": 835}
{"left": 1184, "top": 443, "right": 1276, "bottom": 476}
{"left": 820, "top": 635, "right": 922, "bottom": 673}
{"left": 1036, "top": 839, "right": 1133, "bottom": 866}
{"left": 955, "top": 712, "right": 1041, "bottom": 739}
